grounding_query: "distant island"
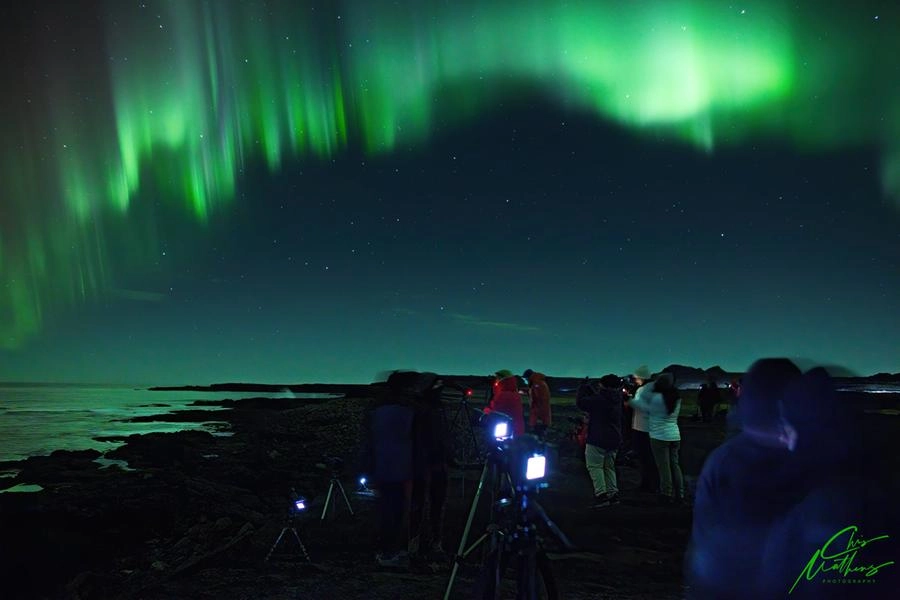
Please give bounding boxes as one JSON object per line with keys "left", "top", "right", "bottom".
{"left": 149, "top": 365, "right": 900, "bottom": 394}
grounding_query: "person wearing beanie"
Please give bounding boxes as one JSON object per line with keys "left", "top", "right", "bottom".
{"left": 629, "top": 371, "right": 684, "bottom": 504}
{"left": 685, "top": 358, "right": 804, "bottom": 599}
{"left": 522, "top": 369, "right": 552, "bottom": 437}
{"left": 629, "top": 365, "right": 659, "bottom": 493}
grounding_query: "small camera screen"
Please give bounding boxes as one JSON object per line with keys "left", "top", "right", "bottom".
{"left": 526, "top": 454, "right": 546, "bottom": 480}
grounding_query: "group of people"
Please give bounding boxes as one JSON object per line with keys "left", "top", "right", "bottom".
{"left": 357, "top": 371, "right": 451, "bottom": 569}
{"left": 686, "top": 358, "right": 897, "bottom": 598}
{"left": 482, "top": 368, "right": 552, "bottom": 438}
{"left": 576, "top": 366, "right": 685, "bottom": 508}
{"left": 358, "top": 366, "right": 552, "bottom": 569}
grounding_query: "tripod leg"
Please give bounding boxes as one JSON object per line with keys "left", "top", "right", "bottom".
{"left": 336, "top": 480, "right": 355, "bottom": 516}
{"left": 444, "top": 462, "right": 490, "bottom": 600}
{"left": 321, "top": 481, "right": 335, "bottom": 520}
{"left": 465, "top": 406, "right": 481, "bottom": 465}
{"left": 289, "top": 528, "right": 312, "bottom": 562}
{"left": 265, "top": 528, "right": 288, "bottom": 562}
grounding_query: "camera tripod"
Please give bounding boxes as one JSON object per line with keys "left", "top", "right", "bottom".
{"left": 320, "top": 473, "right": 355, "bottom": 521}
{"left": 444, "top": 386, "right": 483, "bottom": 468}
{"left": 444, "top": 457, "right": 510, "bottom": 599}
{"left": 443, "top": 453, "right": 574, "bottom": 599}
{"left": 266, "top": 512, "right": 311, "bottom": 562}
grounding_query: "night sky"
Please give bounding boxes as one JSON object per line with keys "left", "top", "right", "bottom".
{"left": 1, "top": 0, "right": 898, "bottom": 385}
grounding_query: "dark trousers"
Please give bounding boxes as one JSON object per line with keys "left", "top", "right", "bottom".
{"left": 632, "top": 429, "right": 658, "bottom": 492}
{"left": 700, "top": 401, "right": 716, "bottom": 423}
{"left": 410, "top": 467, "right": 448, "bottom": 551}
{"left": 377, "top": 481, "right": 411, "bottom": 555}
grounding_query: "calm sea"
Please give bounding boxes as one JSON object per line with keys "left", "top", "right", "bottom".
{"left": 0, "top": 383, "right": 337, "bottom": 465}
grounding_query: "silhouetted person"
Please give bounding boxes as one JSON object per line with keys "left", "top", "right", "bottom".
{"left": 523, "top": 369, "right": 551, "bottom": 437}
{"left": 576, "top": 374, "right": 623, "bottom": 508}
{"left": 686, "top": 358, "right": 803, "bottom": 599}
{"left": 359, "top": 371, "right": 418, "bottom": 569}
{"left": 697, "top": 379, "right": 722, "bottom": 423}
{"left": 409, "top": 373, "right": 452, "bottom": 562}
{"left": 762, "top": 367, "right": 898, "bottom": 598}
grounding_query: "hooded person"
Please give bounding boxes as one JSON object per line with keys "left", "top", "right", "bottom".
{"left": 522, "top": 369, "right": 551, "bottom": 435}
{"left": 576, "top": 374, "right": 624, "bottom": 507}
{"left": 759, "top": 368, "right": 899, "bottom": 598}
{"left": 484, "top": 370, "right": 525, "bottom": 436}
{"left": 685, "top": 358, "right": 805, "bottom": 599}
{"left": 358, "top": 370, "right": 420, "bottom": 568}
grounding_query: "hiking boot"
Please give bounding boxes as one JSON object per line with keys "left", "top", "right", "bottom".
{"left": 606, "top": 492, "right": 621, "bottom": 505}
{"left": 591, "top": 493, "right": 611, "bottom": 509}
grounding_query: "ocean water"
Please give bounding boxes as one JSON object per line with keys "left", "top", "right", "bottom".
{"left": 0, "top": 384, "right": 340, "bottom": 464}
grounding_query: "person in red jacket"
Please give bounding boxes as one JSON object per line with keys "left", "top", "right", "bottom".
{"left": 483, "top": 371, "right": 526, "bottom": 436}
{"left": 523, "top": 369, "right": 552, "bottom": 436}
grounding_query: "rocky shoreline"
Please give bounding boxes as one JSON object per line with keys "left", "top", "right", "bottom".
{"left": 1, "top": 389, "right": 897, "bottom": 599}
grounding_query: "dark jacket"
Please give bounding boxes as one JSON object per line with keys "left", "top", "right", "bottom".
{"left": 359, "top": 372, "right": 419, "bottom": 483}
{"left": 698, "top": 383, "right": 722, "bottom": 407}
{"left": 575, "top": 382, "right": 622, "bottom": 451}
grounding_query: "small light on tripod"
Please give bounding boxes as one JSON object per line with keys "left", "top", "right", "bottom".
{"left": 465, "top": 388, "right": 473, "bottom": 397}
{"left": 526, "top": 454, "right": 546, "bottom": 480}
{"left": 294, "top": 497, "right": 307, "bottom": 511}
{"left": 359, "top": 476, "right": 367, "bottom": 486}
{"left": 493, "top": 421, "right": 511, "bottom": 441}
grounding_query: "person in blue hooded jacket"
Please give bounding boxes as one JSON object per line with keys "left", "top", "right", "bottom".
{"left": 359, "top": 371, "right": 418, "bottom": 568}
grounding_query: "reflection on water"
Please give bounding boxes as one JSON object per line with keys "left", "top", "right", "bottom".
{"left": 0, "top": 384, "right": 341, "bottom": 462}
{"left": 0, "top": 484, "right": 43, "bottom": 494}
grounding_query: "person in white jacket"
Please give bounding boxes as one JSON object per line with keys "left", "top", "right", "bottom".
{"left": 629, "top": 366, "right": 659, "bottom": 493}
{"left": 629, "top": 371, "right": 683, "bottom": 503}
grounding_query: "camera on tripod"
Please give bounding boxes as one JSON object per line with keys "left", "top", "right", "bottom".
{"left": 480, "top": 411, "right": 549, "bottom": 491}
{"left": 291, "top": 488, "right": 308, "bottom": 513}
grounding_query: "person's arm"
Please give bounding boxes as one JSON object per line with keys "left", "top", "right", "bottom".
{"left": 629, "top": 384, "right": 652, "bottom": 412}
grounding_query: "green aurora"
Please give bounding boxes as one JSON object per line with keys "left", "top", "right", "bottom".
{"left": 1, "top": 0, "right": 898, "bottom": 349}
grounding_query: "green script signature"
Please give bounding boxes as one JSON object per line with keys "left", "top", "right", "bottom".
{"left": 789, "top": 525, "right": 895, "bottom": 594}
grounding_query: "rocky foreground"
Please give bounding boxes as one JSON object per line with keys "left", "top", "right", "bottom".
{"left": 0, "top": 390, "right": 896, "bottom": 599}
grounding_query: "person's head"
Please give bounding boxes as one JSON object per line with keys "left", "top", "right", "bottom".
{"left": 497, "top": 374, "right": 519, "bottom": 392}
{"left": 654, "top": 372, "right": 679, "bottom": 414}
{"left": 522, "top": 369, "right": 534, "bottom": 383}
{"left": 599, "top": 373, "right": 621, "bottom": 389}
{"left": 739, "top": 358, "right": 802, "bottom": 449}
{"left": 654, "top": 372, "right": 676, "bottom": 392}
{"left": 632, "top": 365, "right": 652, "bottom": 386}
{"left": 495, "top": 369, "right": 513, "bottom": 381}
